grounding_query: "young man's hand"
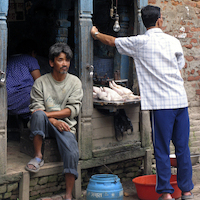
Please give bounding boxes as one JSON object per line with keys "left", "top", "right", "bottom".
{"left": 50, "top": 118, "right": 71, "bottom": 132}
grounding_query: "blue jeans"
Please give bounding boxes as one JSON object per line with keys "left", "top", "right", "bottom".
{"left": 150, "top": 107, "right": 194, "bottom": 194}
{"left": 30, "top": 110, "right": 79, "bottom": 179}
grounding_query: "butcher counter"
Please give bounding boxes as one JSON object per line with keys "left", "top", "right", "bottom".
{"left": 93, "top": 98, "right": 141, "bottom": 112}
{"left": 79, "top": 98, "right": 152, "bottom": 176}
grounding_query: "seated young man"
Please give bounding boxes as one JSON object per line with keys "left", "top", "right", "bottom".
{"left": 25, "top": 42, "right": 83, "bottom": 200}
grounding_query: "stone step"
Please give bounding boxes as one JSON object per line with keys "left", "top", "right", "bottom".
{"left": 192, "top": 163, "right": 200, "bottom": 185}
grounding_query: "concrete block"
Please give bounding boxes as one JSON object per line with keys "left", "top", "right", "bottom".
{"left": 38, "top": 177, "right": 49, "bottom": 185}
{"left": 30, "top": 178, "right": 39, "bottom": 187}
{"left": 3, "top": 192, "right": 11, "bottom": 199}
{"left": 0, "top": 184, "right": 6, "bottom": 194}
{"left": 48, "top": 175, "right": 58, "bottom": 183}
{"left": 7, "top": 182, "right": 18, "bottom": 192}
{"left": 47, "top": 182, "right": 57, "bottom": 188}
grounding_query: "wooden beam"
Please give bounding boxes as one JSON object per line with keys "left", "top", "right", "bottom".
{"left": 80, "top": 148, "right": 146, "bottom": 169}
{"left": 144, "top": 148, "right": 152, "bottom": 175}
{"left": 73, "top": 162, "right": 82, "bottom": 199}
{"left": 92, "top": 142, "right": 142, "bottom": 157}
{"left": 19, "top": 171, "right": 30, "bottom": 200}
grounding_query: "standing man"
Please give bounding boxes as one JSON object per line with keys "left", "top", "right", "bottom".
{"left": 91, "top": 5, "right": 194, "bottom": 200}
{"left": 25, "top": 42, "right": 83, "bottom": 200}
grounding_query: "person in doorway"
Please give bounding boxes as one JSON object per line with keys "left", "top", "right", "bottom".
{"left": 6, "top": 39, "right": 41, "bottom": 122}
{"left": 25, "top": 42, "right": 83, "bottom": 200}
{"left": 91, "top": 5, "right": 194, "bottom": 200}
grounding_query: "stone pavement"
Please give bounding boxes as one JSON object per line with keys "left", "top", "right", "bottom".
{"left": 36, "top": 180, "right": 200, "bottom": 200}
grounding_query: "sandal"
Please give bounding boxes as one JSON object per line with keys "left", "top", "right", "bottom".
{"left": 182, "top": 192, "right": 194, "bottom": 200}
{"left": 25, "top": 157, "right": 44, "bottom": 173}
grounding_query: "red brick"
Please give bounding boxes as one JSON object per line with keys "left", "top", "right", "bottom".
{"left": 191, "top": 27, "right": 200, "bottom": 32}
{"left": 188, "top": 76, "right": 200, "bottom": 81}
{"left": 162, "top": 6, "right": 167, "bottom": 11}
{"left": 190, "top": 38, "right": 198, "bottom": 43}
{"left": 184, "top": 63, "right": 187, "bottom": 68}
{"left": 184, "top": 1, "right": 197, "bottom": 7}
{"left": 180, "top": 20, "right": 186, "bottom": 25}
{"left": 196, "top": 89, "right": 200, "bottom": 95}
{"left": 172, "top": 0, "right": 182, "bottom": 5}
{"left": 185, "top": 27, "right": 190, "bottom": 33}
{"left": 187, "top": 22, "right": 194, "bottom": 26}
{"left": 197, "top": 2, "right": 200, "bottom": 8}
{"left": 185, "top": 56, "right": 194, "bottom": 61}
{"left": 148, "top": 0, "right": 156, "bottom": 4}
{"left": 187, "top": 33, "right": 194, "bottom": 38}
{"left": 184, "top": 44, "right": 193, "bottom": 49}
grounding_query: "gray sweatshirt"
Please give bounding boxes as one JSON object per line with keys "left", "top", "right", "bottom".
{"left": 29, "top": 73, "right": 83, "bottom": 134}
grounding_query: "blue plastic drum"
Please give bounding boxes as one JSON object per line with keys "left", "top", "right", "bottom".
{"left": 86, "top": 174, "right": 123, "bottom": 200}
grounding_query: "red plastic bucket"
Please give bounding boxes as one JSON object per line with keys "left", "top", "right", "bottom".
{"left": 132, "top": 175, "right": 181, "bottom": 200}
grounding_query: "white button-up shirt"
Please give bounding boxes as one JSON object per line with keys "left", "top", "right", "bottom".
{"left": 115, "top": 28, "right": 188, "bottom": 110}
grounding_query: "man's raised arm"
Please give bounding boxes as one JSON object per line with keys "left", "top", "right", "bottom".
{"left": 91, "top": 26, "right": 116, "bottom": 47}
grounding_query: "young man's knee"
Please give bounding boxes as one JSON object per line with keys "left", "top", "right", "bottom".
{"left": 31, "top": 110, "right": 46, "bottom": 119}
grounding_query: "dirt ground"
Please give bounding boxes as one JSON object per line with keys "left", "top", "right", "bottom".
{"left": 78, "top": 179, "right": 200, "bottom": 200}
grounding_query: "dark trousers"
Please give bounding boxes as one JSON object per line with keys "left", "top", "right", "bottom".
{"left": 30, "top": 110, "right": 79, "bottom": 179}
{"left": 150, "top": 107, "right": 194, "bottom": 194}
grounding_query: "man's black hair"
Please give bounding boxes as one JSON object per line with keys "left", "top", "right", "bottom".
{"left": 49, "top": 42, "right": 73, "bottom": 61}
{"left": 141, "top": 5, "right": 161, "bottom": 29}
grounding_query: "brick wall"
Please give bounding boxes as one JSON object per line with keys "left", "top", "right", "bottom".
{"left": 148, "top": 0, "right": 200, "bottom": 153}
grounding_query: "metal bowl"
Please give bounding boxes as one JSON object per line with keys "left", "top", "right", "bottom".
{"left": 170, "top": 154, "right": 200, "bottom": 167}
{"left": 191, "top": 154, "right": 200, "bottom": 165}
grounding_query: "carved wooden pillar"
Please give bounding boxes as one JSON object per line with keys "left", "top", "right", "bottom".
{"left": 0, "top": 0, "right": 8, "bottom": 175}
{"left": 137, "top": 0, "right": 148, "bottom": 35}
{"left": 78, "top": 0, "right": 93, "bottom": 159}
{"left": 56, "top": 0, "right": 71, "bottom": 43}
